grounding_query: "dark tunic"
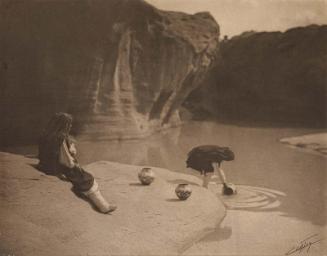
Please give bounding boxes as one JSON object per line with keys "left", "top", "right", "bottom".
{"left": 186, "top": 145, "right": 235, "bottom": 173}
{"left": 38, "top": 135, "right": 94, "bottom": 192}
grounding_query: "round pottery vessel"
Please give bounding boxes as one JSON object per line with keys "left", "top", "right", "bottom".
{"left": 175, "top": 184, "right": 192, "bottom": 200}
{"left": 223, "top": 183, "right": 237, "bottom": 195}
{"left": 138, "top": 167, "right": 155, "bottom": 185}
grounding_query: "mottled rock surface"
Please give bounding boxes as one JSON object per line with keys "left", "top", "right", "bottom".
{"left": 185, "top": 25, "right": 327, "bottom": 127}
{"left": 0, "top": 152, "right": 225, "bottom": 255}
{"left": 0, "top": 0, "right": 219, "bottom": 145}
{"left": 280, "top": 132, "right": 327, "bottom": 157}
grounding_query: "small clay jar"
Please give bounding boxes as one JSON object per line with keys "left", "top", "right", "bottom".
{"left": 175, "top": 184, "right": 192, "bottom": 200}
{"left": 223, "top": 183, "right": 237, "bottom": 195}
{"left": 138, "top": 167, "right": 155, "bottom": 185}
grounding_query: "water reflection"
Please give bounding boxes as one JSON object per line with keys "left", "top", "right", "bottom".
{"left": 200, "top": 226, "right": 232, "bottom": 243}
{"left": 77, "top": 125, "right": 186, "bottom": 171}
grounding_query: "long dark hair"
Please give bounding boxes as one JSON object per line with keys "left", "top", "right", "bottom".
{"left": 41, "top": 112, "right": 73, "bottom": 141}
{"left": 38, "top": 112, "right": 74, "bottom": 172}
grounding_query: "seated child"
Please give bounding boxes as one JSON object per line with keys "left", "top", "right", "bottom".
{"left": 38, "top": 112, "right": 117, "bottom": 213}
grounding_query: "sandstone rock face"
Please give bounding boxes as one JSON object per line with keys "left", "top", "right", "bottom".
{"left": 0, "top": 152, "right": 226, "bottom": 255}
{"left": 185, "top": 25, "right": 327, "bottom": 127}
{"left": 0, "top": 0, "right": 219, "bottom": 145}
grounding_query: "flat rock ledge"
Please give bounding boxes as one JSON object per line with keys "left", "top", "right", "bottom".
{"left": 0, "top": 152, "right": 225, "bottom": 256}
{"left": 280, "top": 133, "right": 327, "bottom": 157}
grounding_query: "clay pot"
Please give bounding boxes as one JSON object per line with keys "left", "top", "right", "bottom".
{"left": 222, "top": 183, "right": 237, "bottom": 195}
{"left": 138, "top": 167, "right": 155, "bottom": 185}
{"left": 175, "top": 184, "right": 192, "bottom": 200}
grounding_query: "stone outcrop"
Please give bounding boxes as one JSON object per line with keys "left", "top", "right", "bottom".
{"left": 280, "top": 133, "right": 327, "bottom": 157}
{"left": 0, "top": 0, "right": 219, "bottom": 145}
{"left": 185, "top": 25, "right": 327, "bottom": 127}
{"left": 0, "top": 152, "right": 226, "bottom": 255}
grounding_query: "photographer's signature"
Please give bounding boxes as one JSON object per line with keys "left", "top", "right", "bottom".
{"left": 285, "top": 234, "right": 323, "bottom": 255}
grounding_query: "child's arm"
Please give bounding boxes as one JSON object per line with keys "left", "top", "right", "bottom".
{"left": 59, "top": 140, "right": 76, "bottom": 168}
{"left": 69, "top": 142, "right": 77, "bottom": 157}
{"left": 216, "top": 164, "right": 227, "bottom": 184}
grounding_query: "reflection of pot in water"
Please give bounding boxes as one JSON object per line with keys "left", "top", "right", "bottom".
{"left": 138, "top": 167, "right": 155, "bottom": 185}
{"left": 175, "top": 184, "right": 192, "bottom": 200}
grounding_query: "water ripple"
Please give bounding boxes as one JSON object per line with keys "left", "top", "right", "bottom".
{"left": 212, "top": 184, "right": 286, "bottom": 211}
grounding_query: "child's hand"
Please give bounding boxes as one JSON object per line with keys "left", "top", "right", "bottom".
{"left": 69, "top": 143, "right": 77, "bottom": 156}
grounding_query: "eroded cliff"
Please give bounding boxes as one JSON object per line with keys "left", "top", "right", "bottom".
{"left": 185, "top": 25, "right": 327, "bottom": 127}
{"left": 0, "top": 0, "right": 219, "bottom": 145}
